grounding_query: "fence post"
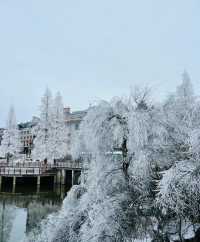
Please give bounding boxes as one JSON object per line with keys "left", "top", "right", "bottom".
{"left": 72, "top": 170, "right": 74, "bottom": 186}
{"left": 37, "top": 176, "right": 40, "bottom": 185}
{"left": 37, "top": 176, "right": 40, "bottom": 193}
{"left": 0, "top": 176, "right": 2, "bottom": 192}
{"left": 56, "top": 170, "right": 61, "bottom": 184}
{"left": 61, "top": 169, "right": 66, "bottom": 185}
{"left": 12, "top": 176, "right": 16, "bottom": 193}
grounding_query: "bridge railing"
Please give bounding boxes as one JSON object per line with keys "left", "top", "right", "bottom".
{"left": 0, "top": 161, "right": 43, "bottom": 168}
{"left": 0, "top": 160, "right": 82, "bottom": 173}
{"left": 55, "top": 161, "right": 82, "bottom": 169}
{"left": 0, "top": 167, "right": 42, "bottom": 175}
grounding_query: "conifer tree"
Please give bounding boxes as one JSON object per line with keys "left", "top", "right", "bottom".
{"left": 49, "top": 92, "right": 68, "bottom": 161}
{"left": 32, "top": 88, "right": 53, "bottom": 162}
{"left": 0, "top": 106, "right": 20, "bottom": 162}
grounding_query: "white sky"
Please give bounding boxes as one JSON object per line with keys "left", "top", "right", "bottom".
{"left": 0, "top": 0, "right": 200, "bottom": 126}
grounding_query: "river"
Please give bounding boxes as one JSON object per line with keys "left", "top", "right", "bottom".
{"left": 0, "top": 183, "right": 68, "bottom": 242}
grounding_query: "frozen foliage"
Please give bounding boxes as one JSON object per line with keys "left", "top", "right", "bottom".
{"left": 26, "top": 72, "right": 200, "bottom": 242}
{"left": 32, "top": 89, "right": 68, "bottom": 163}
{"left": 176, "top": 70, "right": 194, "bottom": 103}
{"left": 157, "top": 160, "right": 200, "bottom": 217}
{"left": 32, "top": 88, "right": 53, "bottom": 162}
{"left": 0, "top": 106, "right": 20, "bottom": 161}
{"left": 48, "top": 92, "right": 68, "bottom": 160}
{"left": 69, "top": 100, "right": 134, "bottom": 242}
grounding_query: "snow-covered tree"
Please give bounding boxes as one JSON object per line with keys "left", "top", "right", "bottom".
{"left": 32, "top": 88, "right": 54, "bottom": 162}
{"left": 0, "top": 106, "right": 20, "bottom": 162}
{"left": 29, "top": 96, "right": 159, "bottom": 242}
{"left": 24, "top": 73, "right": 200, "bottom": 242}
{"left": 69, "top": 99, "right": 133, "bottom": 242}
{"left": 155, "top": 72, "right": 200, "bottom": 240}
{"left": 32, "top": 90, "right": 69, "bottom": 163}
{"left": 48, "top": 92, "right": 68, "bottom": 161}
{"left": 176, "top": 70, "right": 194, "bottom": 103}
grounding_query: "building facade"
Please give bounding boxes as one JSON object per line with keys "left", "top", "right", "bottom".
{"left": 0, "top": 128, "right": 5, "bottom": 145}
{"left": 18, "top": 108, "right": 87, "bottom": 158}
{"left": 18, "top": 116, "right": 39, "bottom": 158}
{"left": 0, "top": 108, "right": 87, "bottom": 159}
{"left": 64, "top": 107, "right": 87, "bottom": 155}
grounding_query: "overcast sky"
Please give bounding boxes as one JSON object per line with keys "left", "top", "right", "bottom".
{"left": 0, "top": 0, "right": 199, "bottom": 126}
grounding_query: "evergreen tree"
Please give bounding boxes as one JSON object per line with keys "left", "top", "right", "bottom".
{"left": 48, "top": 92, "right": 68, "bottom": 161}
{"left": 0, "top": 106, "right": 20, "bottom": 162}
{"left": 32, "top": 88, "right": 53, "bottom": 162}
{"left": 176, "top": 70, "right": 194, "bottom": 102}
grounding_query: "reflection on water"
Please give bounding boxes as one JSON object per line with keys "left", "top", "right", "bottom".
{"left": 0, "top": 185, "right": 67, "bottom": 242}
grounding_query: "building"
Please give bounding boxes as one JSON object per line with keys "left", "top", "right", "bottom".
{"left": 0, "top": 108, "right": 87, "bottom": 159}
{"left": 18, "top": 108, "right": 87, "bottom": 158}
{"left": 64, "top": 107, "right": 87, "bottom": 154}
{"left": 18, "top": 116, "right": 39, "bottom": 158}
{"left": 0, "top": 128, "right": 5, "bottom": 145}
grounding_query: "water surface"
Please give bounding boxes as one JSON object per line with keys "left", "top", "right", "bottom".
{"left": 0, "top": 185, "right": 67, "bottom": 242}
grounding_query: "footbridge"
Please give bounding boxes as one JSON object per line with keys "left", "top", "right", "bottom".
{"left": 0, "top": 160, "right": 83, "bottom": 193}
